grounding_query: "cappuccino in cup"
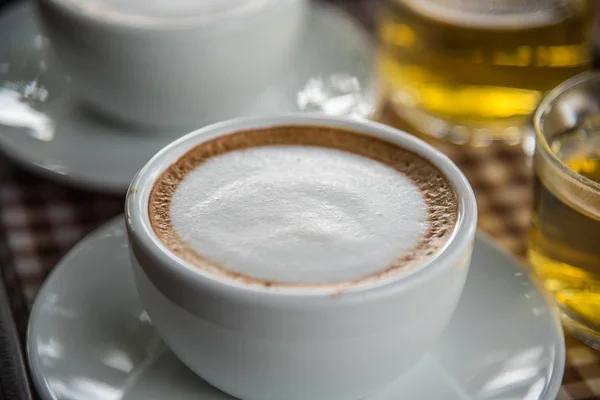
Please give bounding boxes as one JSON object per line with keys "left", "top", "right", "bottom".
{"left": 34, "top": 0, "right": 307, "bottom": 129}
{"left": 126, "top": 115, "right": 477, "bottom": 400}
{"left": 149, "top": 125, "right": 458, "bottom": 287}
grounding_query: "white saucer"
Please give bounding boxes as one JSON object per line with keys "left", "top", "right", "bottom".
{"left": 28, "top": 217, "right": 565, "bottom": 400}
{"left": 0, "top": 3, "right": 375, "bottom": 194}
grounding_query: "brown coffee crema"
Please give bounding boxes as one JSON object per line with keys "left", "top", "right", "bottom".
{"left": 149, "top": 126, "right": 458, "bottom": 289}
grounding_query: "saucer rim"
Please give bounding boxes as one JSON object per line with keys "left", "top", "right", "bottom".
{"left": 26, "top": 216, "right": 566, "bottom": 400}
{"left": 476, "top": 230, "right": 566, "bottom": 400}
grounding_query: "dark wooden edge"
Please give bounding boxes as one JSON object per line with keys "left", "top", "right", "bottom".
{"left": 0, "top": 0, "right": 37, "bottom": 398}
{"left": 0, "top": 243, "right": 36, "bottom": 400}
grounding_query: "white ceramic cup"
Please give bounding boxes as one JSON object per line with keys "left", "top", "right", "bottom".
{"left": 33, "top": 0, "right": 307, "bottom": 129}
{"left": 125, "top": 114, "right": 478, "bottom": 400}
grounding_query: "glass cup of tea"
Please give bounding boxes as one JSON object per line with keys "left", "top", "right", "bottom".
{"left": 377, "top": 0, "right": 596, "bottom": 146}
{"left": 528, "top": 71, "right": 600, "bottom": 347}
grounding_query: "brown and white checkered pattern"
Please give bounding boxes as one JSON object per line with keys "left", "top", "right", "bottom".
{"left": 0, "top": 157, "right": 123, "bottom": 301}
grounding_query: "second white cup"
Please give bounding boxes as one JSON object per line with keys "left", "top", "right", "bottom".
{"left": 34, "top": 0, "right": 307, "bottom": 129}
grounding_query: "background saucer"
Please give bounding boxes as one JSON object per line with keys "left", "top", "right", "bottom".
{"left": 28, "top": 218, "right": 565, "bottom": 400}
{"left": 0, "top": 3, "right": 376, "bottom": 194}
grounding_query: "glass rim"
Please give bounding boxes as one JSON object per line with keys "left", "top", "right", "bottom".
{"left": 533, "top": 71, "right": 600, "bottom": 193}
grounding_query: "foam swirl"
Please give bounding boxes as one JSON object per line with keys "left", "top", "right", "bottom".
{"left": 149, "top": 126, "right": 458, "bottom": 288}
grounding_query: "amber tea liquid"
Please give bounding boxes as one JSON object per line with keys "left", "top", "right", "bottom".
{"left": 529, "top": 129, "right": 600, "bottom": 338}
{"left": 378, "top": 0, "right": 595, "bottom": 145}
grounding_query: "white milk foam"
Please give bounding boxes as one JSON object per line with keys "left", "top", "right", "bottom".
{"left": 170, "top": 145, "right": 429, "bottom": 283}
{"left": 79, "top": 0, "right": 271, "bottom": 18}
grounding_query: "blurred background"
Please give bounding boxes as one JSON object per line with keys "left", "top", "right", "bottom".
{"left": 1, "top": 0, "right": 600, "bottom": 399}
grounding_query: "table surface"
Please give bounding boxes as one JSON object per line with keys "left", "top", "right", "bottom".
{"left": 1, "top": 1, "right": 600, "bottom": 399}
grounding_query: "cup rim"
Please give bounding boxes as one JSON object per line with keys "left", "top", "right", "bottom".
{"left": 39, "top": 0, "right": 286, "bottom": 30}
{"left": 533, "top": 70, "right": 600, "bottom": 193}
{"left": 125, "top": 114, "right": 477, "bottom": 302}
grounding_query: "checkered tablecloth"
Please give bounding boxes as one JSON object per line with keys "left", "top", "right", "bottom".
{"left": 1, "top": 1, "right": 599, "bottom": 399}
